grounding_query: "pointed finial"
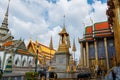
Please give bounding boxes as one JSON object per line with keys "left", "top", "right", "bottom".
{"left": 1, "top": 0, "right": 11, "bottom": 28}
{"left": 35, "top": 37, "right": 39, "bottom": 43}
{"left": 49, "top": 36, "right": 53, "bottom": 50}
{"left": 90, "top": 17, "right": 94, "bottom": 24}
{"left": 72, "top": 39, "right": 76, "bottom": 52}
{"left": 63, "top": 15, "right": 66, "bottom": 27}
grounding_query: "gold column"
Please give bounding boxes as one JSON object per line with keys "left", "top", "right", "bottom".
{"left": 86, "top": 42, "right": 89, "bottom": 67}
{"left": 113, "top": 1, "right": 120, "bottom": 64}
{"left": 80, "top": 42, "right": 84, "bottom": 67}
{"left": 94, "top": 41, "right": 98, "bottom": 65}
{"left": 104, "top": 37, "right": 109, "bottom": 70}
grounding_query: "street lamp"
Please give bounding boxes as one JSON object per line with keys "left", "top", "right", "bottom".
{"left": 35, "top": 47, "right": 39, "bottom": 72}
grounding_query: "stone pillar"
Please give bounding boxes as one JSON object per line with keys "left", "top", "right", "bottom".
{"left": 80, "top": 42, "right": 84, "bottom": 67}
{"left": 2, "top": 52, "right": 6, "bottom": 70}
{"left": 21, "top": 55, "right": 23, "bottom": 67}
{"left": 104, "top": 38, "right": 110, "bottom": 70}
{"left": 27, "top": 56, "right": 29, "bottom": 67}
{"left": 94, "top": 41, "right": 98, "bottom": 65}
{"left": 83, "top": 48, "right": 86, "bottom": 67}
{"left": 86, "top": 42, "right": 89, "bottom": 67}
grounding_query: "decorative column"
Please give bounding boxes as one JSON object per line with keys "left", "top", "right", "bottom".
{"left": 94, "top": 41, "right": 98, "bottom": 65}
{"left": 86, "top": 42, "right": 89, "bottom": 67}
{"left": 80, "top": 42, "right": 84, "bottom": 67}
{"left": 104, "top": 37, "right": 109, "bottom": 70}
{"left": 21, "top": 55, "right": 23, "bottom": 67}
{"left": 2, "top": 52, "right": 6, "bottom": 70}
{"left": 83, "top": 48, "right": 87, "bottom": 67}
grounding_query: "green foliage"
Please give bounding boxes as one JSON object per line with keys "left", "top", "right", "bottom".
{"left": 25, "top": 72, "right": 38, "bottom": 80}
{"left": 0, "top": 73, "right": 2, "bottom": 79}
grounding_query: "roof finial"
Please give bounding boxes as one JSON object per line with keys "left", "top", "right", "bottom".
{"left": 63, "top": 15, "right": 66, "bottom": 27}
{"left": 49, "top": 36, "right": 53, "bottom": 50}
{"left": 90, "top": 17, "right": 94, "bottom": 24}
{"left": 72, "top": 39, "right": 76, "bottom": 52}
{"left": 1, "top": 0, "right": 11, "bottom": 28}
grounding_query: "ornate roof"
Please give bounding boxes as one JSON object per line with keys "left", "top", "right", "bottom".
{"left": 79, "top": 21, "right": 113, "bottom": 42}
{"left": 1, "top": 40, "right": 31, "bottom": 55}
{"left": 59, "top": 27, "right": 69, "bottom": 36}
{"left": 27, "top": 40, "right": 56, "bottom": 64}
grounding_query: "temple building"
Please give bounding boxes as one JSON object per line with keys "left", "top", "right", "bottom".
{"left": 0, "top": 0, "right": 35, "bottom": 74}
{"left": 27, "top": 39, "right": 56, "bottom": 67}
{"left": 78, "top": 21, "right": 116, "bottom": 70}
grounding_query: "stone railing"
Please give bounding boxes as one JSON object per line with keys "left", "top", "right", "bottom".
{"left": 2, "top": 73, "right": 25, "bottom": 80}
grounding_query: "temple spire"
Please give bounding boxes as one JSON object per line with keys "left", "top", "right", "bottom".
{"left": 1, "top": 0, "right": 11, "bottom": 29}
{"left": 72, "top": 39, "right": 76, "bottom": 52}
{"left": 49, "top": 36, "right": 53, "bottom": 50}
{"left": 63, "top": 15, "right": 65, "bottom": 27}
{"left": 72, "top": 39, "right": 77, "bottom": 71}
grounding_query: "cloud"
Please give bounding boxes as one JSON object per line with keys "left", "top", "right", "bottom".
{"left": 0, "top": 0, "right": 107, "bottom": 61}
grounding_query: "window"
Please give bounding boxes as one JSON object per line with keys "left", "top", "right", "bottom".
{"left": 15, "top": 58, "right": 19, "bottom": 66}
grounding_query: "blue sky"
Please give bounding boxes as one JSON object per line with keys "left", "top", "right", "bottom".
{"left": 0, "top": 0, "right": 107, "bottom": 61}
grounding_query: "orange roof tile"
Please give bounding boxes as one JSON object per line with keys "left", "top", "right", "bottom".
{"left": 2, "top": 41, "right": 13, "bottom": 46}
{"left": 95, "top": 33, "right": 112, "bottom": 37}
{"left": 86, "top": 37, "right": 94, "bottom": 41}
{"left": 86, "top": 26, "right": 93, "bottom": 34}
{"left": 95, "top": 22, "right": 110, "bottom": 31}
{"left": 17, "top": 49, "right": 29, "bottom": 55}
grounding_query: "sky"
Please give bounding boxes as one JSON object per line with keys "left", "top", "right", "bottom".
{"left": 0, "top": 0, "right": 107, "bottom": 62}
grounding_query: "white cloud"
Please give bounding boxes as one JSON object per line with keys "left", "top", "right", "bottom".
{"left": 0, "top": 0, "right": 107, "bottom": 61}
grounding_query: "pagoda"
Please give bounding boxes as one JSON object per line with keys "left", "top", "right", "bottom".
{"left": 0, "top": 0, "right": 14, "bottom": 45}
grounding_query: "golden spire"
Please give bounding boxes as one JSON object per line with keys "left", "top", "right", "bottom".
{"left": 1, "top": 0, "right": 11, "bottom": 28}
{"left": 49, "top": 36, "right": 53, "bottom": 50}
{"left": 59, "top": 15, "right": 68, "bottom": 35}
{"left": 72, "top": 39, "right": 77, "bottom": 72}
{"left": 72, "top": 39, "right": 76, "bottom": 52}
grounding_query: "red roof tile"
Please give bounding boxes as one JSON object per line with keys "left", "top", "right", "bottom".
{"left": 86, "top": 26, "right": 93, "bottom": 34}
{"left": 17, "top": 49, "right": 29, "bottom": 55}
{"left": 2, "top": 41, "right": 13, "bottom": 46}
{"left": 95, "top": 22, "right": 110, "bottom": 31}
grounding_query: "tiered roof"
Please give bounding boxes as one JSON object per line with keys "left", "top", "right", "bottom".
{"left": 80, "top": 21, "right": 113, "bottom": 42}
{"left": 27, "top": 40, "right": 56, "bottom": 64}
{"left": 1, "top": 40, "right": 31, "bottom": 56}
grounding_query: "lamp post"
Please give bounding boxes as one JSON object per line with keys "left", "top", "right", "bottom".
{"left": 35, "top": 48, "right": 38, "bottom": 72}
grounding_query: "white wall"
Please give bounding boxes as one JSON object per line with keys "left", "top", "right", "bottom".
{"left": 0, "top": 51, "right": 4, "bottom": 68}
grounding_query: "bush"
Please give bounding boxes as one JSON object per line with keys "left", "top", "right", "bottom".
{"left": 25, "top": 72, "right": 38, "bottom": 80}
